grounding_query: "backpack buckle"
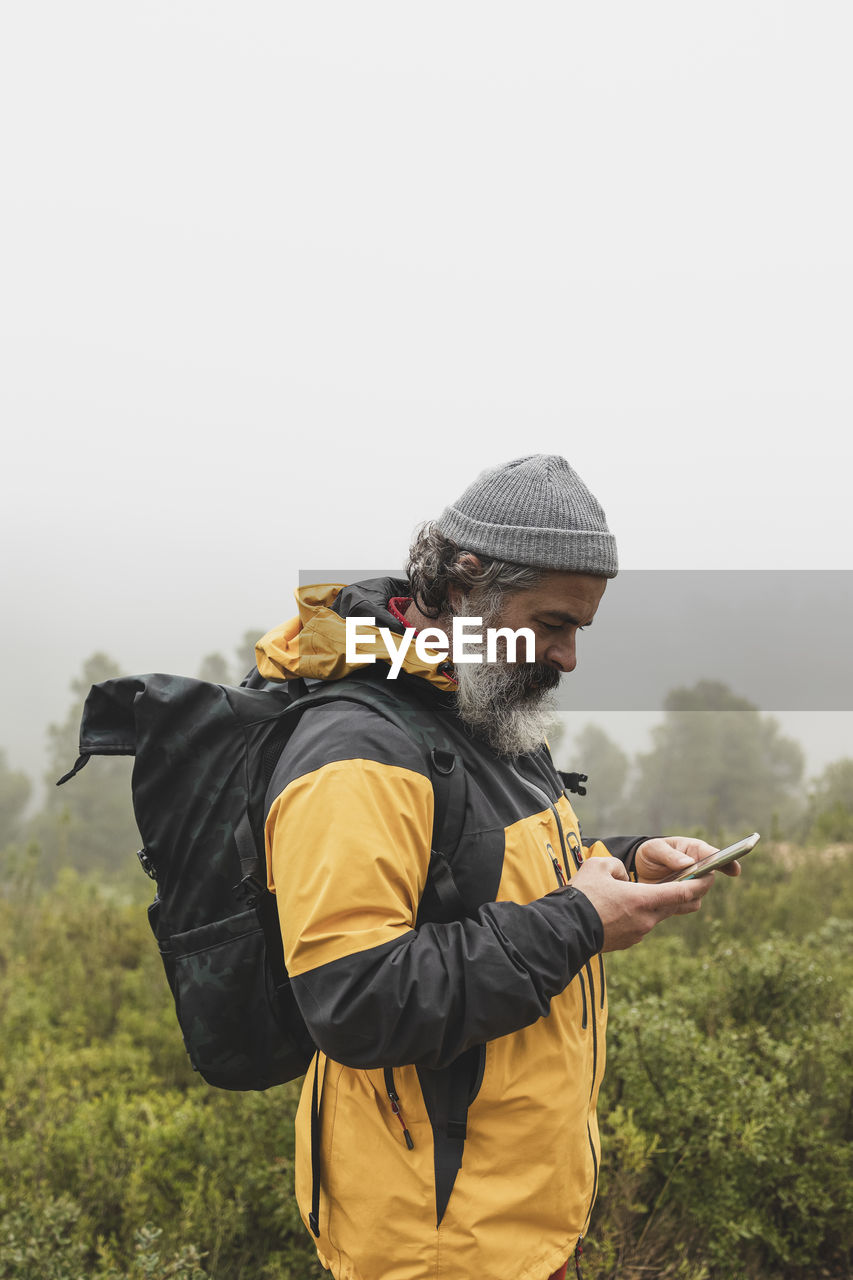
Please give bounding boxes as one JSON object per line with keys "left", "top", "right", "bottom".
{"left": 233, "top": 874, "right": 264, "bottom": 908}
{"left": 430, "top": 748, "right": 456, "bottom": 776}
{"left": 136, "top": 847, "right": 157, "bottom": 880}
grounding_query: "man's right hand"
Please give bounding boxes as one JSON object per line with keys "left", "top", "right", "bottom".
{"left": 571, "top": 855, "right": 714, "bottom": 951}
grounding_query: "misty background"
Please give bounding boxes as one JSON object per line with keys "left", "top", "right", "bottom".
{"left": 2, "top": 13, "right": 853, "bottom": 1274}
{"left": 2, "top": 3, "right": 852, "bottom": 816}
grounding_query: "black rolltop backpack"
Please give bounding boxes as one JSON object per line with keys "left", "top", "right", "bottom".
{"left": 57, "top": 669, "right": 468, "bottom": 1091}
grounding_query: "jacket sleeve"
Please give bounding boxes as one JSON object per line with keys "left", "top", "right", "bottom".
{"left": 584, "top": 835, "right": 651, "bottom": 879}
{"left": 265, "top": 751, "right": 604, "bottom": 1072}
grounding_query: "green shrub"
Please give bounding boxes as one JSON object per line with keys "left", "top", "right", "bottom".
{"left": 587, "top": 850, "right": 853, "bottom": 1278}
{"left": 2, "top": 847, "right": 851, "bottom": 1279}
{"left": 0, "top": 859, "right": 324, "bottom": 1280}
{"left": 0, "top": 1195, "right": 209, "bottom": 1280}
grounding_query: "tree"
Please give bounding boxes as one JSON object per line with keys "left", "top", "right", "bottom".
{"left": 626, "top": 680, "right": 804, "bottom": 842}
{"left": 39, "top": 653, "right": 141, "bottom": 874}
{"left": 234, "top": 629, "right": 263, "bottom": 681}
{"left": 804, "top": 758, "right": 853, "bottom": 842}
{"left": 564, "top": 723, "right": 630, "bottom": 835}
{"left": 197, "top": 632, "right": 264, "bottom": 687}
{"left": 197, "top": 652, "right": 231, "bottom": 685}
{"left": 0, "top": 750, "right": 32, "bottom": 848}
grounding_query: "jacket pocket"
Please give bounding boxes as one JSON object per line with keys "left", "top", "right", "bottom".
{"left": 578, "top": 970, "right": 588, "bottom": 1029}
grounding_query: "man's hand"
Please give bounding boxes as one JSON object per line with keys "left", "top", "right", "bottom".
{"left": 635, "top": 836, "right": 742, "bottom": 883}
{"left": 571, "top": 855, "right": 714, "bottom": 952}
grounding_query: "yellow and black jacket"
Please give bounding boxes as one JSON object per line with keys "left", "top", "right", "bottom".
{"left": 262, "top": 579, "right": 646, "bottom": 1280}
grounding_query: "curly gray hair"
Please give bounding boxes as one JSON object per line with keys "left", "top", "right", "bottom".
{"left": 405, "top": 522, "right": 543, "bottom": 620}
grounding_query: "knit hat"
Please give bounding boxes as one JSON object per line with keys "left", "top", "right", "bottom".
{"left": 435, "top": 454, "right": 618, "bottom": 577}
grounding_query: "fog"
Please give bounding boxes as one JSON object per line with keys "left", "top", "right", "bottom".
{"left": 2, "top": 3, "right": 852, "bottom": 799}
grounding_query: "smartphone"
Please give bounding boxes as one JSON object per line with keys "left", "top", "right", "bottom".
{"left": 660, "top": 832, "right": 761, "bottom": 882}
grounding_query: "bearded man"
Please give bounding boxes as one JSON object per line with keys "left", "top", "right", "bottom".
{"left": 261, "top": 455, "right": 729, "bottom": 1280}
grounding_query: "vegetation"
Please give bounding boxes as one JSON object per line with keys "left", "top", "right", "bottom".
{"left": 569, "top": 724, "right": 630, "bottom": 834}
{"left": 0, "top": 860, "right": 318, "bottom": 1280}
{"left": 0, "top": 750, "right": 30, "bottom": 848}
{"left": 589, "top": 853, "right": 853, "bottom": 1279}
{"left": 2, "top": 845, "right": 850, "bottom": 1279}
{"left": 37, "top": 653, "right": 140, "bottom": 876}
{"left": 803, "top": 758, "right": 853, "bottom": 843}
{"left": 573, "top": 680, "right": 806, "bottom": 845}
{"left": 0, "top": 656, "right": 851, "bottom": 1278}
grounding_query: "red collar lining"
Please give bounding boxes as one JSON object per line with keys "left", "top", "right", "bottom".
{"left": 387, "top": 596, "right": 414, "bottom": 630}
{"left": 386, "top": 595, "right": 457, "bottom": 685}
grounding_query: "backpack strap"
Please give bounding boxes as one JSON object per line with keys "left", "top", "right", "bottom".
{"left": 263, "top": 680, "right": 469, "bottom": 918}
{"left": 434, "top": 1050, "right": 474, "bottom": 1225}
{"left": 304, "top": 685, "right": 476, "bottom": 1228}
{"left": 234, "top": 811, "right": 261, "bottom": 884}
{"left": 56, "top": 754, "right": 92, "bottom": 786}
{"left": 424, "top": 747, "right": 468, "bottom": 924}
{"left": 264, "top": 677, "right": 472, "bottom": 1239}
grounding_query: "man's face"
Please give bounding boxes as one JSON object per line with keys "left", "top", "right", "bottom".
{"left": 450, "top": 570, "right": 608, "bottom": 756}
{"left": 493, "top": 570, "right": 608, "bottom": 675}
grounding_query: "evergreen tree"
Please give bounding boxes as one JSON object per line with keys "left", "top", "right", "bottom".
{"left": 626, "top": 680, "right": 804, "bottom": 843}
{"left": 234, "top": 628, "right": 264, "bottom": 681}
{"left": 39, "top": 654, "right": 140, "bottom": 875}
{"left": 197, "top": 652, "right": 231, "bottom": 685}
{"left": 804, "top": 757, "right": 853, "bottom": 842}
{"left": 567, "top": 724, "right": 631, "bottom": 836}
{"left": 0, "top": 750, "right": 32, "bottom": 848}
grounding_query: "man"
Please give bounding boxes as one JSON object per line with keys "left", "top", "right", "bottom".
{"left": 261, "top": 455, "right": 734, "bottom": 1280}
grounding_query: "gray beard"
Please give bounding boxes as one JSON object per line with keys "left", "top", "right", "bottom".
{"left": 453, "top": 658, "right": 561, "bottom": 757}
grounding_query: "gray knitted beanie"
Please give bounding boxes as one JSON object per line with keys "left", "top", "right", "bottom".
{"left": 435, "top": 454, "right": 618, "bottom": 577}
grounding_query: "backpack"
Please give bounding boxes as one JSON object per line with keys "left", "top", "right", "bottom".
{"left": 56, "top": 669, "right": 468, "bottom": 1091}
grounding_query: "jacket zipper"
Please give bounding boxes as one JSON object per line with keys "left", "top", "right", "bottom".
{"left": 384, "top": 1067, "right": 414, "bottom": 1150}
{"left": 544, "top": 840, "right": 566, "bottom": 887}
{"left": 510, "top": 766, "right": 572, "bottom": 881}
{"left": 511, "top": 764, "right": 601, "bottom": 1234}
{"left": 583, "top": 1123, "right": 599, "bottom": 1237}
{"left": 580, "top": 956, "right": 600, "bottom": 1236}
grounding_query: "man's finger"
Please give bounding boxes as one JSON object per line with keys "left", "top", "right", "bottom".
{"left": 601, "top": 856, "right": 630, "bottom": 882}
{"left": 648, "top": 875, "right": 714, "bottom": 917}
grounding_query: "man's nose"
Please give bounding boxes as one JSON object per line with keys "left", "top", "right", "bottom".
{"left": 545, "top": 636, "right": 577, "bottom": 673}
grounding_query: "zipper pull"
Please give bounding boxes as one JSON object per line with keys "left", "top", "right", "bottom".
{"left": 574, "top": 1235, "right": 584, "bottom": 1279}
{"left": 386, "top": 1080, "right": 415, "bottom": 1150}
{"left": 546, "top": 842, "right": 567, "bottom": 886}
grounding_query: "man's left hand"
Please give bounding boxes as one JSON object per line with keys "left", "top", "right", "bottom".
{"left": 635, "top": 836, "right": 742, "bottom": 884}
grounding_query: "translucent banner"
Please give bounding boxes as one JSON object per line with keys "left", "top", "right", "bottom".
{"left": 298, "top": 569, "right": 853, "bottom": 712}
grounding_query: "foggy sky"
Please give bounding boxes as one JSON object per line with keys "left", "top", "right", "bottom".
{"left": 2, "top": 3, "right": 852, "bottom": 795}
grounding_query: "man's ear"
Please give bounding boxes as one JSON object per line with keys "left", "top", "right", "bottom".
{"left": 448, "top": 553, "right": 482, "bottom": 613}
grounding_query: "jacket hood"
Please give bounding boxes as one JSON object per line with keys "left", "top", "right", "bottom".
{"left": 254, "top": 577, "right": 457, "bottom": 692}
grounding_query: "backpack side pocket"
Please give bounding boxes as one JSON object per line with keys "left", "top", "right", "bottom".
{"left": 168, "top": 910, "right": 309, "bottom": 1089}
